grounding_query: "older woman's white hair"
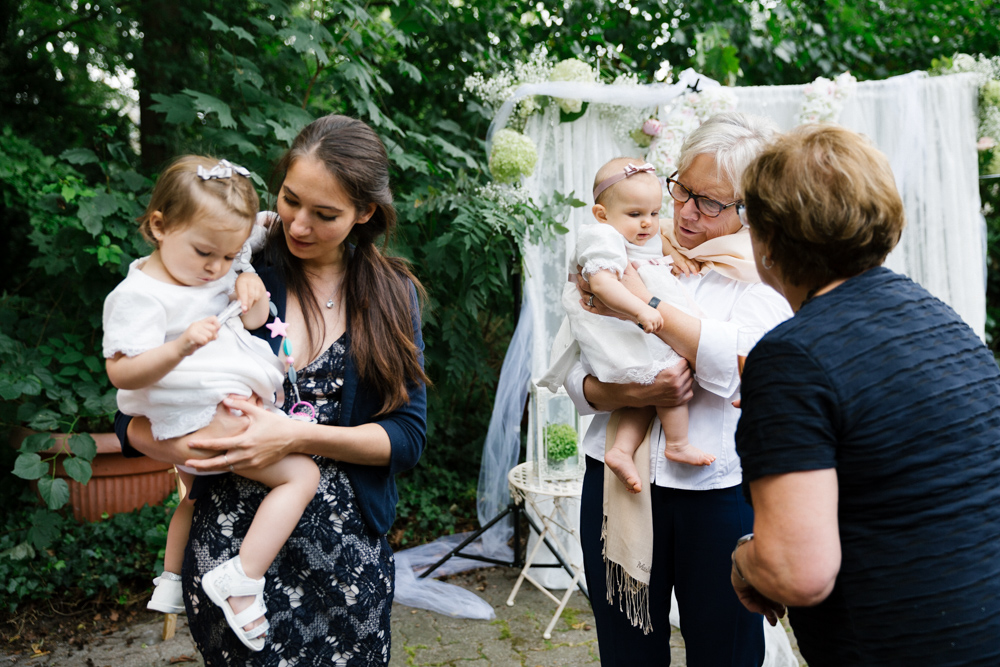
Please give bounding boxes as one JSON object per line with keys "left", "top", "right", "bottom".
{"left": 677, "top": 112, "right": 779, "bottom": 197}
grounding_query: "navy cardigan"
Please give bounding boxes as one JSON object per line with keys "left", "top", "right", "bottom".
{"left": 116, "top": 263, "right": 427, "bottom": 537}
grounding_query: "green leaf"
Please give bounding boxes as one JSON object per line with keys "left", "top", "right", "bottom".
{"left": 231, "top": 26, "right": 255, "bottom": 44}
{"left": 59, "top": 148, "right": 99, "bottom": 165}
{"left": 19, "top": 433, "right": 54, "bottom": 454}
{"left": 27, "top": 409, "right": 61, "bottom": 432}
{"left": 13, "top": 453, "right": 48, "bottom": 480}
{"left": 77, "top": 192, "right": 121, "bottom": 235}
{"left": 203, "top": 11, "right": 230, "bottom": 32}
{"left": 210, "top": 129, "right": 261, "bottom": 156}
{"left": 182, "top": 90, "right": 236, "bottom": 129}
{"left": 116, "top": 170, "right": 150, "bottom": 192}
{"left": 63, "top": 457, "right": 92, "bottom": 485}
{"left": 38, "top": 477, "right": 70, "bottom": 510}
{"left": 150, "top": 93, "right": 198, "bottom": 126}
{"left": 266, "top": 120, "right": 300, "bottom": 146}
{"left": 69, "top": 433, "right": 97, "bottom": 462}
{"left": 398, "top": 60, "right": 422, "bottom": 83}
{"left": 559, "top": 101, "right": 589, "bottom": 124}
{"left": 27, "top": 510, "right": 62, "bottom": 549}
{"left": 429, "top": 136, "right": 478, "bottom": 169}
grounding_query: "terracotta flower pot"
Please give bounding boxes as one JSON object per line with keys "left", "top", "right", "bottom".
{"left": 10, "top": 428, "right": 177, "bottom": 522}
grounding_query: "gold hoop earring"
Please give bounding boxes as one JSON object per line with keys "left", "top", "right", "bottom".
{"left": 762, "top": 255, "right": 774, "bottom": 270}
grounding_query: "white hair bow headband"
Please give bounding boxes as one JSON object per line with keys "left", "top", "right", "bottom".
{"left": 197, "top": 159, "right": 251, "bottom": 181}
{"left": 593, "top": 162, "right": 663, "bottom": 201}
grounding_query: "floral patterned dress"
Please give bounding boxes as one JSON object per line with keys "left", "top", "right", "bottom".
{"left": 183, "top": 334, "right": 395, "bottom": 666}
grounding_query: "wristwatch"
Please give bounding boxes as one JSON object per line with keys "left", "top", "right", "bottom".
{"left": 648, "top": 296, "right": 662, "bottom": 309}
{"left": 731, "top": 533, "right": 754, "bottom": 583}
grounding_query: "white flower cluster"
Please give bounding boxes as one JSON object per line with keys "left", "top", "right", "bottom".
{"left": 946, "top": 53, "right": 1000, "bottom": 173}
{"left": 477, "top": 181, "right": 533, "bottom": 217}
{"left": 464, "top": 46, "right": 552, "bottom": 129}
{"left": 645, "top": 86, "right": 738, "bottom": 176}
{"left": 549, "top": 58, "right": 598, "bottom": 113}
{"left": 795, "top": 72, "right": 858, "bottom": 125}
{"left": 489, "top": 128, "right": 539, "bottom": 184}
{"left": 596, "top": 72, "right": 656, "bottom": 147}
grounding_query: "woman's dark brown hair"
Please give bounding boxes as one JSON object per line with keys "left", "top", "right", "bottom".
{"left": 267, "top": 115, "right": 429, "bottom": 414}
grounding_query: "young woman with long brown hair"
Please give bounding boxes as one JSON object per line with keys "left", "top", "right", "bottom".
{"left": 117, "top": 114, "right": 428, "bottom": 664}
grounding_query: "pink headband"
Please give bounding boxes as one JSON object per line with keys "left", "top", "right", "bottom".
{"left": 593, "top": 162, "right": 661, "bottom": 202}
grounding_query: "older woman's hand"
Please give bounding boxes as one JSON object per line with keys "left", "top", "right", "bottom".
{"left": 182, "top": 395, "right": 296, "bottom": 473}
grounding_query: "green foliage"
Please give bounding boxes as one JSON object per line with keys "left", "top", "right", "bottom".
{"left": 544, "top": 423, "right": 578, "bottom": 463}
{"left": 0, "top": 489, "right": 175, "bottom": 612}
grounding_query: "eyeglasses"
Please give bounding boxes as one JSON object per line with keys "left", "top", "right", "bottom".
{"left": 665, "top": 172, "right": 742, "bottom": 218}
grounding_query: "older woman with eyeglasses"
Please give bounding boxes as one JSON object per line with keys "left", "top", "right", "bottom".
{"left": 732, "top": 124, "right": 1000, "bottom": 665}
{"left": 568, "top": 112, "right": 791, "bottom": 666}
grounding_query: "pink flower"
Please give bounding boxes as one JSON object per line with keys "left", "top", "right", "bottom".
{"left": 978, "top": 137, "right": 996, "bottom": 151}
{"left": 642, "top": 119, "right": 662, "bottom": 137}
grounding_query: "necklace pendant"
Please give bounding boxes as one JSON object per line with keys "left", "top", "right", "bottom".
{"left": 326, "top": 298, "right": 335, "bottom": 309}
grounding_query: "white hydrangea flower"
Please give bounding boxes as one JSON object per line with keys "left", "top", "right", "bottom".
{"left": 489, "top": 129, "right": 539, "bottom": 184}
{"left": 549, "top": 58, "right": 597, "bottom": 113}
{"left": 795, "top": 72, "right": 857, "bottom": 125}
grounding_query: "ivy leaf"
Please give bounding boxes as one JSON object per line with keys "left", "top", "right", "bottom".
{"left": 13, "top": 453, "right": 48, "bottom": 480}
{"left": 27, "top": 510, "right": 63, "bottom": 549}
{"left": 77, "top": 192, "right": 121, "bottom": 235}
{"left": 59, "top": 148, "right": 99, "bottom": 165}
{"left": 69, "top": 433, "right": 97, "bottom": 462}
{"left": 63, "top": 457, "right": 92, "bottom": 485}
{"left": 203, "top": 11, "right": 230, "bottom": 32}
{"left": 38, "top": 477, "right": 70, "bottom": 510}
{"left": 150, "top": 93, "right": 198, "bottom": 125}
{"left": 182, "top": 90, "right": 236, "bottom": 129}
{"left": 19, "top": 433, "right": 54, "bottom": 454}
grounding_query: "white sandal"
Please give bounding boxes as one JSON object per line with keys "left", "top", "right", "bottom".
{"left": 201, "top": 556, "right": 269, "bottom": 652}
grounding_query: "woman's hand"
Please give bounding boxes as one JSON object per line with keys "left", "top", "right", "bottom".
{"left": 183, "top": 395, "right": 298, "bottom": 473}
{"left": 731, "top": 568, "right": 786, "bottom": 626}
{"left": 583, "top": 363, "right": 693, "bottom": 412}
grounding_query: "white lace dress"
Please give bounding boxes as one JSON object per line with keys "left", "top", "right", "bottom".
{"left": 561, "top": 224, "right": 695, "bottom": 385}
{"left": 102, "top": 258, "right": 285, "bottom": 440}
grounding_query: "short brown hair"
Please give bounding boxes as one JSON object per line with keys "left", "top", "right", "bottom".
{"left": 741, "top": 124, "right": 905, "bottom": 288}
{"left": 138, "top": 155, "right": 259, "bottom": 247}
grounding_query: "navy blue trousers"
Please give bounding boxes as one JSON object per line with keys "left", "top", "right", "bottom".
{"left": 580, "top": 456, "right": 765, "bottom": 666}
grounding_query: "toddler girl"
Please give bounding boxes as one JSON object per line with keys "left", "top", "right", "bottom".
{"left": 560, "top": 159, "right": 714, "bottom": 493}
{"left": 102, "top": 156, "right": 319, "bottom": 652}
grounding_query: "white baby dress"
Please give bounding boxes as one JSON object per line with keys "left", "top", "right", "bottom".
{"left": 550, "top": 223, "right": 696, "bottom": 387}
{"left": 103, "top": 258, "right": 285, "bottom": 440}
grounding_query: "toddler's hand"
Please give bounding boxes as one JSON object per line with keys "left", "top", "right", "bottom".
{"left": 669, "top": 253, "right": 702, "bottom": 277}
{"left": 636, "top": 305, "right": 663, "bottom": 333}
{"left": 234, "top": 272, "right": 267, "bottom": 312}
{"left": 179, "top": 317, "right": 220, "bottom": 356}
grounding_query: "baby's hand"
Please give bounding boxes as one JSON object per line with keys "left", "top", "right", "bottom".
{"left": 669, "top": 252, "right": 702, "bottom": 277}
{"left": 234, "top": 272, "right": 267, "bottom": 312}
{"left": 636, "top": 305, "right": 663, "bottom": 334}
{"left": 179, "top": 317, "right": 221, "bottom": 356}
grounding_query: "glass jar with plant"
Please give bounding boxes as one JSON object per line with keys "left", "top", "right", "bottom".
{"left": 543, "top": 422, "right": 581, "bottom": 480}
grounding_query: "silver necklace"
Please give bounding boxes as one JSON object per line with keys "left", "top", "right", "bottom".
{"left": 326, "top": 295, "right": 336, "bottom": 309}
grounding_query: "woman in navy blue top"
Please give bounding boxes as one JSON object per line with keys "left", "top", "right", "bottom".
{"left": 118, "top": 115, "right": 428, "bottom": 665}
{"left": 731, "top": 124, "right": 1000, "bottom": 665}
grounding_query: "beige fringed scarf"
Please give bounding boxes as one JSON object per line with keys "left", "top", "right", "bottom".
{"left": 602, "top": 412, "right": 655, "bottom": 633}
{"left": 661, "top": 224, "right": 761, "bottom": 284}
{"left": 601, "top": 223, "right": 761, "bottom": 634}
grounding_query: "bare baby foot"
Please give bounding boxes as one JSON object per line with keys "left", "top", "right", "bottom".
{"left": 229, "top": 594, "right": 267, "bottom": 635}
{"left": 663, "top": 440, "right": 715, "bottom": 467}
{"left": 604, "top": 447, "right": 643, "bottom": 494}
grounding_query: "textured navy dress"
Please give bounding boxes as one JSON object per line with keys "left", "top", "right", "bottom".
{"left": 184, "top": 335, "right": 395, "bottom": 666}
{"left": 737, "top": 267, "right": 1000, "bottom": 666}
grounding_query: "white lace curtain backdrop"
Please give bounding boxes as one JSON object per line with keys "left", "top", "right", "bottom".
{"left": 393, "top": 71, "right": 983, "bottom": 653}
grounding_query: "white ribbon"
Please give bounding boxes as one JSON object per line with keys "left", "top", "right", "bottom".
{"left": 197, "top": 159, "right": 251, "bottom": 181}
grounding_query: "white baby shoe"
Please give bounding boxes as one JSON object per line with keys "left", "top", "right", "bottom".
{"left": 147, "top": 571, "right": 185, "bottom": 614}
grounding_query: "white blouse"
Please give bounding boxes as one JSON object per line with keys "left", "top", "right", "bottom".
{"left": 564, "top": 269, "right": 792, "bottom": 491}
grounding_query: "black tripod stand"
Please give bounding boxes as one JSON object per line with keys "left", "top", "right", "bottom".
{"left": 417, "top": 497, "right": 589, "bottom": 601}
